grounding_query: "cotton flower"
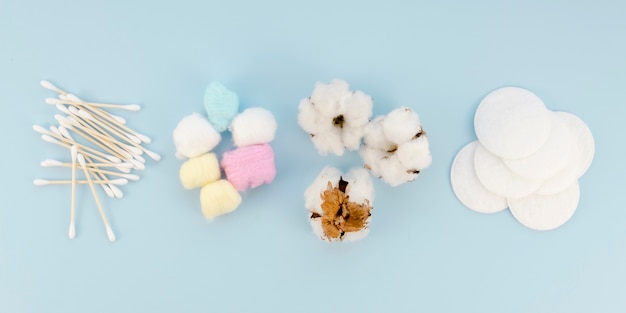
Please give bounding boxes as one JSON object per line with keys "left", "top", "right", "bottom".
{"left": 360, "top": 107, "right": 432, "bottom": 187}
{"left": 297, "top": 79, "right": 373, "bottom": 156}
{"left": 304, "top": 167, "right": 374, "bottom": 242}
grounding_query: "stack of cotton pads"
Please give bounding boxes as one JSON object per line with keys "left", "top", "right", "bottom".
{"left": 451, "top": 87, "right": 594, "bottom": 230}
{"left": 174, "top": 82, "right": 277, "bottom": 221}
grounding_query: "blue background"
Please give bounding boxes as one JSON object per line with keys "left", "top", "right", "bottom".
{"left": 1, "top": 0, "right": 625, "bottom": 312}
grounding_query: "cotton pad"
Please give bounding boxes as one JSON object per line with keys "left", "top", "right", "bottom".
{"left": 556, "top": 111, "right": 595, "bottom": 177}
{"left": 451, "top": 141, "right": 508, "bottom": 213}
{"left": 508, "top": 182, "right": 580, "bottom": 231}
{"left": 474, "top": 87, "right": 552, "bottom": 159}
{"left": 204, "top": 81, "right": 239, "bottom": 132}
{"left": 230, "top": 107, "right": 277, "bottom": 147}
{"left": 503, "top": 113, "right": 575, "bottom": 180}
{"left": 474, "top": 142, "right": 542, "bottom": 198}
{"left": 179, "top": 153, "right": 221, "bottom": 189}
{"left": 173, "top": 113, "right": 221, "bottom": 159}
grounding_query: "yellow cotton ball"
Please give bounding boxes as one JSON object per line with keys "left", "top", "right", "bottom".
{"left": 200, "top": 179, "right": 242, "bottom": 220}
{"left": 179, "top": 153, "right": 221, "bottom": 189}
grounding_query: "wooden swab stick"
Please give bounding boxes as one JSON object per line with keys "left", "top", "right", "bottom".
{"left": 56, "top": 116, "right": 132, "bottom": 161}
{"left": 34, "top": 178, "right": 128, "bottom": 186}
{"left": 41, "top": 159, "right": 133, "bottom": 174}
{"left": 69, "top": 146, "right": 78, "bottom": 239}
{"left": 82, "top": 154, "right": 116, "bottom": 199}
{"left": 77, "top": 154, "right": 116, "bottom": 242}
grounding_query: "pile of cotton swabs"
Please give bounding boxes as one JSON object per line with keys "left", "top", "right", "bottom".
{"left": 33, "top": 80, "right": 160, "bottom": 241}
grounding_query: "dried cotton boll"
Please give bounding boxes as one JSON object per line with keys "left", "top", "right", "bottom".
{"left": 221, "top": 144, "right": 276, "bottom": 192}
{"left": 305, "top": 167, "right": 374, "bottom": 242}
{"left": 173, "top": 113, "right": 221, "bottom": 159}
{"left": 229, "top": 107, "right": 277, "bottom": 147}
{"left": 179, "top": 153, "right": 221, "bottom": 189}
{"left": 200, "top": 180, "right": 242, "bottom": 220}
{"left": 360, "top": 107, "right": 432, "bottom": 187}
{"left": 204, "top": 81, "right": 239, "bottom": 132}
{"left": 297, "top": 79, "right": 373, "bottom": 156}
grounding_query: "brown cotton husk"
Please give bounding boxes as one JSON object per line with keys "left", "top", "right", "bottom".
{"left": 314, "top": 177, "right": 372, "bottom": 240}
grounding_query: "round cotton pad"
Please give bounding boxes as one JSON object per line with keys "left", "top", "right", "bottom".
{"left": 503, "top": 113, "right": 575, "bottom": 180}
{"left": 451, "top": 141, "right": 508, "bottom": 213}
{"left": 474, "top": 87, "right": 551, "bottom": 159}
{"left": 534, "top": 143, "right": 580, "bottom": 195}
{"left": 508, "top": 181, "right": 580, "bottom": 231}
{"left": 555, "top": 111, "right": 595, "bottom": 177}
{"left": 474, "top": 143, "right": 542, "bottom": 198}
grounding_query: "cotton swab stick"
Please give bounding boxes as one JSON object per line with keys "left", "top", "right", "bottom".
{"left": 41, "top": 159, "right": 133, "bottom": 173}
{"left": 77, "top": 154, "right": 116, "bottom": 242}
{"left": 34, "top": 178, "right": 128, "bottom": 186}
{"left": 38, "top": 132, "right": 121, "bottom": 164}
{"left": 69, "top": 145, "right": 78, "bottom": 239}
{"left": 56, "top": 116, "right": 132, "bottom": 161}
{"left": 65, "top": 94, "right": 128, "bottom": 125}
{"left": 40, "top": 80, "right": 68, "bottom": 95}
{"left": 47, "top": 96, "right": 141, "bottom": 111}
{"left": 82, "top": 154, "right": 116, "bottom": 198}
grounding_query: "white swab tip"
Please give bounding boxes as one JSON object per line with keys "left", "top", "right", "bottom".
{"left": 146, "top": 150, "right": 161, "bottom": 161}
{"left": 124, "top": 174, "right": 140, "bottom": 181}
{"left": 41, "top": 159, "right": 63, "bottom": 167}
{"left": 41, "top": 134, "right": 58, "bottom": 143}
{"left": 112, "top": 115, "right": 126, "bottom": 124}
{"left": 136, "top": 133, "right": 151, "bottom": 143}
{"left": 71, "top": 145, "right": 78, "bottom": 161}
{"left": 67, "top": 94, "right": 82, "bottom": 103}
{"left": 106, "top": 225, "right": 116, "bottom": 242}
{"left": 33, "top": 125, "right": 48, "bottom": 134}
{"left": 46, "top": 98, "right": 62, "bottom": 105}
{"left": 68, "top": 223, "right": 76, "bottom": 239}
{"left": 77, "top": 154, "right": 87, "bottom": 168}
{"left": 68, "top": 106, "right": 80, "bottom": 115}
{"left": 106, "top": 155, "right": 122, "bottom": 163}
{"left": 110, "top": 178, "right": 128, "bottom": 185}
{"left": 126, "top": 134, "right": 141, "bottom": 145}
{"left": 126, "top": 104, "right": 141, "bottom": 111}
{"left": 118, "top": 162, "right": 134, "bottom": 169}
{"left": 58, "top": 126, "right": 73, "bottom": 140}
{"left": 33, "top": 179, "right": 48, "bottom": 186}
{"left": 102, "top": 185, "right": 114, "bottom": 198}
{"left": 77, "top": 109, "right": 94, "bottom": 120}
{"left": 40, "top": 80, "right": 55, "bottom": 89}
{"left": 110, "top": 185, "right": 124, "bottom": 198}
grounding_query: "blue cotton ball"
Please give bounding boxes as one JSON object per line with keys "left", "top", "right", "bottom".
{"left": 204, "top": 81, "right": 239, "bottom": 132}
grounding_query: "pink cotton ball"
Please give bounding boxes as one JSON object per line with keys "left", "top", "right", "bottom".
{"left": 221, "top": 144, "right": 276, "bottom": 191}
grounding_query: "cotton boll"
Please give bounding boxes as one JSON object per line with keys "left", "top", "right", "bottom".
{"left": 396, "top": 137, "right": 432, "bottom": 170}
{"left": 309, "top": 218, "right": 327, "bottom": 241}
{"left": 304, "top": 166, "right": 342, "bottom": 213}
{"left": 230, "top": 107, "right": 277, "bottom": 147}
{"left": 298, "top": 98, "right": 332, "bottom": 134}
{"left": 340, "top": 228, "right": 370, "bottom": 242}
{"left": 344, "top": 167, "right": 375, "bottom": 204}
{"left": 341, "top": 125, "right": 366, "bottom": 151}
{"left": 310, "top": 128, "right": 346, "bottom": 156}
{"left": 378, "top": 154, "right": 418, "bottom": 187}
{"left": 342, "top": 90, "right": 373, "bottom": 126}
{"left": 363, "top": 117, "right": 394, "bottom": 151}
{"left": 381, "top": 107, "right": 423, "bottom": 144}
{"left": 173, "top": 113, "right": 221, "bottom": 158}
{"left": 310, "top": 80, "right": 351, "bottom": 117}
{"left": 204, "top": 81, "right": 239, "bottom": 132}
{"left": 360, "top": 146, "right": 388, "bottom": 176}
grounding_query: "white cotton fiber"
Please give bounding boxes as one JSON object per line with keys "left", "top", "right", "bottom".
{"left": 298, "top": 80, "right": 373, "bottom": 156}
{"left": 173, "top": 113, "right": 221, "bottom": 159}
{"left": 474, "top": 87, "right": 552, "bottom": 159}
{"left": 230, "top": 107, "right": 277, "bottom": 147}
{"left": 343, "top": 167, "right": 375, "bottom": 204}
{"left": 304, "top": 166, "right": 342, "bottom": 214}
{"left": 508, "top": 181, "right": 580, "bottom": 231}
{"left": 450, "top": 142, "right": 508, "bottom": 213}
{"left": 360, "top": 107, "right": 431, "bottom": 187}
{"left": 381, "top": 107, "right": 423, "bottom": 144}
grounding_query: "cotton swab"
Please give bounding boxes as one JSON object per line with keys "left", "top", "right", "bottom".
{"left": 66, "top": 94, "right": 127, "bottom": 124}
{"left": 34, "top": 178, "right": 128, "bottom": 186}
{"left": 40, "top": 159, "right": 133, "bottom": 173}
{"left": 77, "top": 153, "right": 116, "bottom": 242}
{"left": 40, "top": 80, "right": 67, "bottom": 95}
{"left": 56, "top": 117, "right": 132, "bottom": 161}
{"left": 82, "top": 154, "right": 117, "bottom": 199}
{"left": 69, "top": 145, "right": 78, "bottom": 239}
{"left": 38, "top": 132, "right": 121, "bottom": 164}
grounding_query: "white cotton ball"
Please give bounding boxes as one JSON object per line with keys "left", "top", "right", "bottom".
{"left": 310, "top": 79, "right": 351, "bottom": 117}
{"left": 396, "top": 137, "right": 432, "bottom": 171}
{"left": 342, "top": 90, "right": 373, "bottom": 127}
{"left": 381, "top": 107, "right": 423, "bottom": 144}
{"left": 344, "top": 167, "right": 375, "bottom": 204}
{"left": 310, "top": 128, "right": 346, "bottom": 156}
{"left": 173, "top": 113, "right": 221, "bottom": 159}
{"left": 304, "top": 166, "right": 342, "bottom": 214}
{"left": 363, "top": 117, "right": 394, "bottom": 151}
{"left": 230, "top": 107, "right": 277, "bottom": 147}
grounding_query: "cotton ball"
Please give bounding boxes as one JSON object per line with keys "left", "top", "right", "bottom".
{"left": 179, "top": 153, "right": 221, "bottom": 189}
{"left": 221, "top": 144, "right": 276, "bottom": 192}
{"left": 381, "top": 107, "right": 423, "bottom": 144}
{"left": 173, "top": 113, "right": 221, "bottom": 159}
{"left": 230, "top": 107, "right": 277, "bottom": 147}
{"left": 200, "top": 180, "right": 242, "bottom": 220}
{"left": 396, "top": 137, "right": 432, "bottom": 171}
{"left": 204, "top": 81, "right": 239, "bottom": 132}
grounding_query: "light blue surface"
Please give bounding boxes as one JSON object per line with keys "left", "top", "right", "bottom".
{"left": 1, "top": 1, "right": 625, "bottom": 312}
{"left": 204, "top": 81, "right": 239, "bottom": 132}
